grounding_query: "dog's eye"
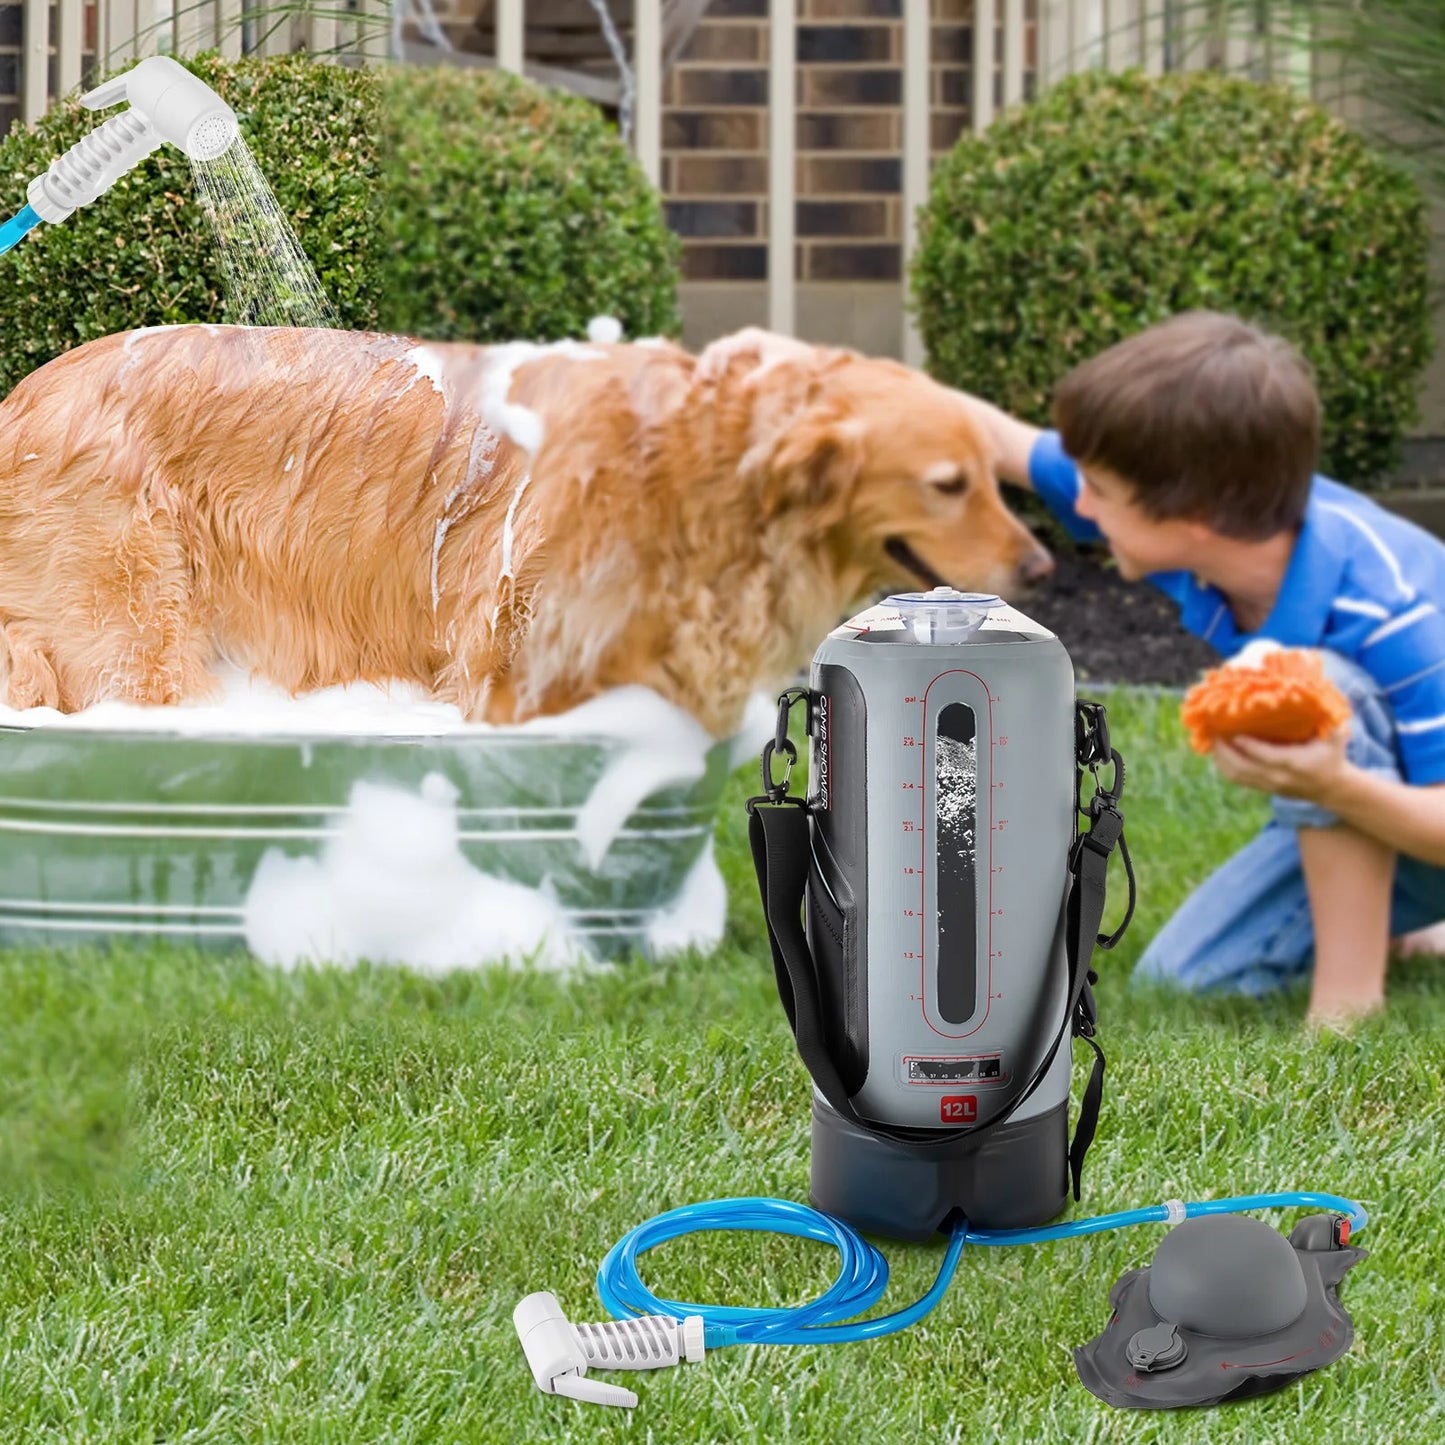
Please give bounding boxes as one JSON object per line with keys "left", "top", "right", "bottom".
{"left": 929, "top": 474, "right": 967, "bottom": 496}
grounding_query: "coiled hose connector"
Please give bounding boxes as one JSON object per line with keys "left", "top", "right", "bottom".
{"left": 25, "top": 55, "right": 237, "bottom": 226}
{"left": 514, "top": 1291, "right": 705, "bottom": 1409}
{"left": 27, "top": 107, "right": 160, "bottom": 224}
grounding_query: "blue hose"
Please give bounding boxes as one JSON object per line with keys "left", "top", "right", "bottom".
{"left": 0, "top": 204, "right": 41, "bottom": 256}
{"left": 597, "top": 1191, "right": 1368, "bottom": 1350}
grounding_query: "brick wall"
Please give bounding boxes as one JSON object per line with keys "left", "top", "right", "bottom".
{"left": 0, "top": 2, "right": 101, "bottom": 131}
{"left": 0, "top": 0, "right": 1045, "bottom": 315}
{"left": 415, "top": 0, "right": 1036, "bottom": 287}
{"left": 665, "top": 0, "right": 1037, "bottom": 285}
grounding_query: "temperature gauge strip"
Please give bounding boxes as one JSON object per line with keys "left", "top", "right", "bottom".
{"left": 902, "top": 1054, "right": 1005, "bottom": 1085}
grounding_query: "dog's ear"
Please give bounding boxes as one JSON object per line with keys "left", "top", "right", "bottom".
{"left": 757, "top": 409, "right": 866, "bottom": 523}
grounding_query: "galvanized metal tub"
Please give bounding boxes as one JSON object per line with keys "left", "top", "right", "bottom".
{"left": 0, "top": 714, "right": 737, "bottom": 961}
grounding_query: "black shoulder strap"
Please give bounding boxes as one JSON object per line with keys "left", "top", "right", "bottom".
{"left": 748, "top": 800, "right": 859, "bottom": 1114}
{"left": 747, "top": 697, "right": 1134, "bottom": 1201}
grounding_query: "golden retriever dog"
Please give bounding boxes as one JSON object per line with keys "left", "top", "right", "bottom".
{"left": 0, "top": 323, "right": 1052, "bottom": 737}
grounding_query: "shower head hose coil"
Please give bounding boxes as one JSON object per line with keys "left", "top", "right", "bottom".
{"left": 20, "top": 57, "right": 238, "bottom": 228}
{"left": 27, "top": 109, "right": 160, "bottom": 224}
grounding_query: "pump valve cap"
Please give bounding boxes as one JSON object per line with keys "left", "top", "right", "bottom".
{"left": 1125, "top": 1321, "right": 1187, "bottom": 1372}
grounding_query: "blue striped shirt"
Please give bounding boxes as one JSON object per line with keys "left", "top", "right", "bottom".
{"left": 1031, "top": 429, "right": 1445, "bottom": 785}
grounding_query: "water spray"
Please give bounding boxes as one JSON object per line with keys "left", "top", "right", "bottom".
{"left": 0, "top": 56, "right": 238, "bottom": 255}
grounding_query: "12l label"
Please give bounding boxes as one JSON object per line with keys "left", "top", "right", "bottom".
{"left": 940, "top": 1095, "right": 977, "bottom": 1124}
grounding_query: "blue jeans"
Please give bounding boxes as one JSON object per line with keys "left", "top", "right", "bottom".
{"left": 1133, "top": 649, "right": 1445, "bottom": 996}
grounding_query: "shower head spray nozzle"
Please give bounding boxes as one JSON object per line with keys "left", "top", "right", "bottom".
{"left": 80, "top": 55, "right": 239, "bottom": 161}
{"left": 25, "top": 56, "right": 239, "bottom": 225}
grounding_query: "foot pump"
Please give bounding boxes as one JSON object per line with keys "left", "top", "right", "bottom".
{"left": 515, "top": 588, "right": 1368, "bottom": 1410}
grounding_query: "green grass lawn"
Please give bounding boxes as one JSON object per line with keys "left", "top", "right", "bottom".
{"left": 2, "top": 687, "right": 1443, "bottom": 1443}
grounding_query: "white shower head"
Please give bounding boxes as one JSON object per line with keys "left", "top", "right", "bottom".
{"left": 26, "top": 56, "right": 239, "bottom": 225}
{"left": 80, "top": 55, "right": 239, "bottom": 161}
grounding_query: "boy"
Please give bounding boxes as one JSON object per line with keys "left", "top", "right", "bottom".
{"left": 958, "top": 311, "right": 1445, "bottom": 1026}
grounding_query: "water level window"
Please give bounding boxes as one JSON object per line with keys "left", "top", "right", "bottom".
{"left": 935, "top": 702, "right": 978, "bottom": 1025}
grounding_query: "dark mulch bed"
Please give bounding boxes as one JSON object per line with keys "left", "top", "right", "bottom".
{"left": 1018, "top": 542, "right": 1221, "bottom": 688}
{"left": 1017, "top": 457, "right": 1445, "bottom": 687}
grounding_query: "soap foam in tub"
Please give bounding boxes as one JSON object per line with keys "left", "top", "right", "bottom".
{"left": 243, "top": 772, "right": 592, "bottom": 974}
{"left": 0, "top": 669, "right": 777, "bottom": 974}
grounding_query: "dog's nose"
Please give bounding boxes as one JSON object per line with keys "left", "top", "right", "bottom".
{"left": 1018, "top": 547, "right": 1054, "bottom": 585}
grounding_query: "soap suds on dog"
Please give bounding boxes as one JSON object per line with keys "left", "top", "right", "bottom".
{"left": 1225, "top": 638, "right": 1284, "bottom": 670}
{"left": 499, "top": 472, "right": 532, "bottom": 582}
{"left": 115, "top": 324, "right": 186, "bottom": 386}
{"left": 432, "top": 425, "right": 500, "bottom": 611}
{"left": 479, "top": 340, "right": 606, "bottom": 456}
{"left": 403, "top": 345, "right": 447, "bottom": 397}
{"left": 587, "top": 315, "right": 624, "bottom": 345}
{"left": 123, "top": 324, "right": 185, "bottom": 350}
{"left": 0, "top": 666, "right": 473, "bottom": 736}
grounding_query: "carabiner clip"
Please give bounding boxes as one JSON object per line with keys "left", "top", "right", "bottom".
{"left": 1075, "top": 699, "right": 1111, "bottom": 770}
{"left": 1079, "top": 746, "right": 1126, "bottom": 819}
{"left": 749, "top": 686, "right": 812, "bottom": 808}
{"left": 774, "top": 686, "right": 811, "bottom": 754}
{"left": 760, "top": 735, "right": 797, "bottom": 802}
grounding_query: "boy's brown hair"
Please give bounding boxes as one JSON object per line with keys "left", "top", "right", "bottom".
{"left": 1052, "top": 312, "right": 1320, "bottom": 540}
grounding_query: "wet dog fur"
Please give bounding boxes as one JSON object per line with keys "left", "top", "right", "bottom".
{"left": 0, "top": 323, "right": 1052, "bottom": 737}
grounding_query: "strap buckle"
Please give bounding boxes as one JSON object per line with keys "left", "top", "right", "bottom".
{"left": 745, "top": 790, "right": 808, "bottom": 815}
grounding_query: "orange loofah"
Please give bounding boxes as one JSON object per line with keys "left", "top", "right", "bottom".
{"left": 1180, "top": 648, "right": 1354, "bottom": 754}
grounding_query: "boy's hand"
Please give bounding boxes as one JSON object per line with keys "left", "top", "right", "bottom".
{"left": 1210, "top": 723, "right": 1351, "bottom": 803}
{"left": 693, "top": 327, "right": 817, "bottom": 386}
{"left": 943, "top": 391, "right": 1042, "bottom": 489}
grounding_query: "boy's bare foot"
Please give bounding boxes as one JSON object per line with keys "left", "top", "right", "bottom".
{"left": 1389, "top": 918, "right": 1445, "bottom": 959}
{"left": 1296, "top": 822, "right": 1392, "bottom": 1037}
{"left": 1306, "top": 994, "right": 1384, "bottom": 1035}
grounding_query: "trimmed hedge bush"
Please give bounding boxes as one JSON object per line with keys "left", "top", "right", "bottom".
{"left": 911, "top": 69, "right": 1433, "bottom": 483}
{"left": 376, "top": 63, "right": 680, "bottom": 344}
{"left": 0, "top": 54, "right": 680, "bottom": 395}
